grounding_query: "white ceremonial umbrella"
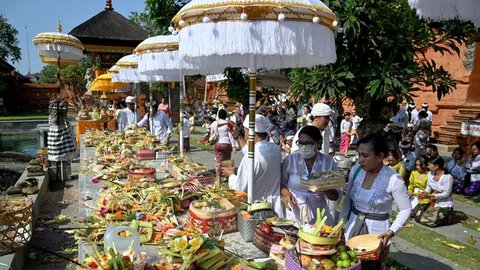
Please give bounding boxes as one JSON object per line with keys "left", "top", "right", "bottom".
{"left": 172, "top": 0, "right": 337, "bottom": 202}
{"left": 33, "top": 22, "right": 85, "bottom": 182}
{"left": 112, "top": 54, "right": 166, "bottom": 83}
{"left": 136, "top": 35, "right": 223, "bottom": 157}
{"left": 112, "top": 53, "right": 173, "bottom": 135}
{"left": 33, "top": 22, "right": 85, "bottom": 93}
{"left": 408, "top": 0, "right": 480, "bottom": 27}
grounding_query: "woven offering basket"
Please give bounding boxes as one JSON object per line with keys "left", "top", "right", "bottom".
{"left": 285, "top": 248, "right": 361, "bottom": 270}
{"left": 347, "top": 234, "right": 382, "bottom": 261}
{"left": 237, "top": 211, "right": 262, "bottom": 242}
{"left": 301, "top": 171, "right": 346, "bottom": 192}
{"left": 188, "top": 174, "right": 215, "bottom": 186}
{"left": 127, "top": 168, "right": 156, "bottom": 182}
{"left": 187, "top": 199, "right": 237, "bottom": 235}
{"left": 252, "top": 227, "right": 284, "bottom": 254}
{"left": 0, "top": 197, "right": 32, "bottom": 255}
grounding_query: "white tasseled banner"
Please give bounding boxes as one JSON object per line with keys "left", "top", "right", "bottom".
{"left": 409, "top": 0, "right": 480, "bottom": 27}
{"left": 34, "top": 43, "right": 84, "bottom": 61}
{"left": 138, "top": 50, "right": 224, "bottom": 76}
{"left": 111, "top": 68, "right": 168, "bottom": 83}
{"left": 178, "top": 20, "right": 337, "bottom": 69}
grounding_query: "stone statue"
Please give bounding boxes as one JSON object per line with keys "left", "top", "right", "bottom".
{"left": 84, "top": 68, "right": 93, "bottom": 94}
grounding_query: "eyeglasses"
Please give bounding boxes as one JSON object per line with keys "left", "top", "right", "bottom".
{"left": 297, "top": 140, "right": 315, "bottom": 147}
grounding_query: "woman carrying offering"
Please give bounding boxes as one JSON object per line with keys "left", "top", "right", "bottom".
{"left": 340, "top": 133, "right": 411, "bottom": 268}
{"left": 281, "top": 126, "right": 339, "bottom": 225}
{"left": 417, "top": 156, "right": 454, "bottom": 226}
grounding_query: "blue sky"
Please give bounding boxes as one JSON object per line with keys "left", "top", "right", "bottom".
{"left": 1, "top": 0, "right": 146, "bottom": 75}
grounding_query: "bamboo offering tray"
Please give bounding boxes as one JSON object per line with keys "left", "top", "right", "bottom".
{"left": 301, "top": 171, "right": 346, "bottom": 192}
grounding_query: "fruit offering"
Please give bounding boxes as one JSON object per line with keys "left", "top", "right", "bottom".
{"left": 330, "top": 245, "right": 359, "bottom": 269}
{"left": 298, "top": 209, "right": 345, "bottom": 246}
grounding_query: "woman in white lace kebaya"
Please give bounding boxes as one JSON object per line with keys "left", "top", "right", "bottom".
{"left": 281, "top": 126, "right": 339, "bottom": 225}
{"left": 340, "top": 133, "right": 411, "bottom": 268}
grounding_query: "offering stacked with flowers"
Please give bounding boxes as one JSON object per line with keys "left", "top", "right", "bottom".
{"left": 156, "top": 229, "right": 232, "bottom": 270}
{"left": 297, "top": 209, "right": 345, "bottom": 255}
{"left": 79, "top": 243, "right": 149, "bottom": 270}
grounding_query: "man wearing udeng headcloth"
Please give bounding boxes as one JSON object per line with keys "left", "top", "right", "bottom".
{"left": 222, "top": 115, "right": 284, "bottom": 217}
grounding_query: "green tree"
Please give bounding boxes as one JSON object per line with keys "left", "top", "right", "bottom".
{"left": 36, "top": 64, "right": 58, "bottom": 84}
{"left": 37, "top": 57, "right": 90, "bottom": 85}
{"left": 145, "top": 0, "right": 189, "bottom": 35}
{"left": 287, "top": 0, "right": 477, "bottom": 133}
{"left": 129, "top": 11, "right": 159, "bottom": 36}
{"left": 0, "top": 15, "right": 21, "bottom": 63}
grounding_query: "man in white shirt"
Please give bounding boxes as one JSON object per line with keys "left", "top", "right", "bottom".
{"left": 221, "top": 115, "right": 284, "bottom": 217}
{"left": 291, "top": 103, "right": 333, "bottom": 155}
{"left": 410, "top": 103, "right": 419, "bottom": 127}
{"left": 137, "top": 100, "right": 172, "bottom": 144}
{"left": 118, "top": 96, "right": 139, "bottom": 131}
{"left": 421, "top": 103, "right": 433, "bottom": 122}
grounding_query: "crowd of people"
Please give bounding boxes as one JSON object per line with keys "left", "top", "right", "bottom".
{"left": 111, "top": 94, "right": 479, "bottom": 268}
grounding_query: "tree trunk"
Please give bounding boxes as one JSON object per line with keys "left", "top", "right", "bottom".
{"left": 355, "top": 92, "right": 398, "bottom": 150}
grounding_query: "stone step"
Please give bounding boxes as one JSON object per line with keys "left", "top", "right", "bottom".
{"left": 437, "top": 130, "right": 461, "bottom": 138}
{"left": 440, "top": 125, "right": 461, "bottom": 133}
{"left": 458, "top": 108, "right": 480, "bottom": 115}
{"left": 446, "top": 119, "right": 463, "bottom": 127}
{"left": 453, "top": 114, "right": 476, "bottom": 121}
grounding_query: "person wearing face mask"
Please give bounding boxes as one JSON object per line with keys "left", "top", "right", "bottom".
{"left": 280, "top": 126, "right": 339, "bottom": 225}
{"left": 221, "top": 114, "right": 284, "bottom": 217}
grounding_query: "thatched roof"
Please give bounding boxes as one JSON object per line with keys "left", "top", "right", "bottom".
{"left": 0, "top": 59, "right": 15, "bottom": 72}
{"left": 69, "top": 5, "right": 147, "bottom": 48}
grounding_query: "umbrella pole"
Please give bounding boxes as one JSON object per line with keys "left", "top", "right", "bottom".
{"left": 149, "top": 83, "right": 154, "bottom": 134}
{"left": 179, "top": 74, "right": 185, "bottom": 156}
{"left": 56, "top": 51, "right": 61, "bottom": 182}
{"left": 247, "top": 55, "right": 256, "bottom": 203}
{"left": 204, "top": 79, "right": 208, "bottom": 104}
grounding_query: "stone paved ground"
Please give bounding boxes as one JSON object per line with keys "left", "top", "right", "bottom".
{"left": 13, "top": 131, "right": 480, "bottom": 270}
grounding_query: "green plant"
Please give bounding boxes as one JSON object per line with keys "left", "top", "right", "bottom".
{"left": 288, "top": 0, "right": 476, "bottom": 133}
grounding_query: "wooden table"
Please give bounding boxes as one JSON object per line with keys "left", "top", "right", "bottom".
{"left": 76, "top": 119, "right": 115, "bottom": 145}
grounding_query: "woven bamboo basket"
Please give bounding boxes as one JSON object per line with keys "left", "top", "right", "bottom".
{"left": 346, "top": 234, "right": 382, "bottom": 261}
{"left": 252, "top": 227, "right": 284, "bottom": 254}
{"left": 187, "top": 198, "right": 237, "bottom": 235}
{"left": 301, "top": 171, "right": 346, "bottom": 192}
{"left": 0, "top": 197, "right": 32, "bottom": 255}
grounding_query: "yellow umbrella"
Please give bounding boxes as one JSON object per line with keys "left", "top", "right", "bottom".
{"left": 90, "top": 73, "right": 129, "bottom": 91}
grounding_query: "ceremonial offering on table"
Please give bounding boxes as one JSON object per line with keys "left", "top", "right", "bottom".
{"left": 136, "top": 149, "right": 155, "bottom": 160}
{"left": 252, "top": 222, "right": 285, "bottom": 254}
{"left": 297, "top": 209, "right": 345, "bottom": 255}
{"left": 284, "top": 248, "right": 361, "bottom": 270}
{"left": 187, "top": 198, "right": 237, "bottom": 235}
{"left": 346, "top": 234, "right": 382, "bottom": 261}
{"left": 301, "top": 171, "right": 346, "bottom": 192}
{"left": 0, "top": 197, "right": 32, "bottom": 255}
{"left": 127, "top": 167, "right": 156, "bottom": 182}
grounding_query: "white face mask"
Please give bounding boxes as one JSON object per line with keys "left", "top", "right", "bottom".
{"left": 299, "top": 144, "right": 317, "bottom": 159}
